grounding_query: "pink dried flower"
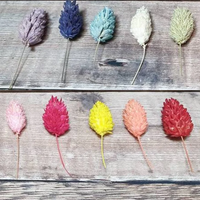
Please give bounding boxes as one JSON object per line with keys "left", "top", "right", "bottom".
{"left": 123, "top": 99, "right": 153, "bottom": 171}
{"left": 42, "top": 96, "right": 71, "bottom": 177}
{"left": 6, "top": 101, "right": 26, "bottom": 178}
{"left": 6, "top": 101, "right": 26, "bottom": 135}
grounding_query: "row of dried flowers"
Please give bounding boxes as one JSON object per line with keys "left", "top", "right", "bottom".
{"left": 9, "top": 0, "right": 194, "bottom": 88}
{"left": 7, "top": 96, "right": 193, "bottom": 178}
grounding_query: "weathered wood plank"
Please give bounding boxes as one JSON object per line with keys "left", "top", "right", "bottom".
{"left": 1, "top": 181, "right": 200, "bottom": 200}
{"left": 1, "top": 1, "right": 200, "bottom": 90}
{"left": 0, "top": 92, "right": 200, "bottom": 181}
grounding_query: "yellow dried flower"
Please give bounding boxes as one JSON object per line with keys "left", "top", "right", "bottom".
{"left": 89, "top": 101, "right": 114, "bottom": 168}
{"left": 170, "top": 7, "right": 194, "bottom": 75}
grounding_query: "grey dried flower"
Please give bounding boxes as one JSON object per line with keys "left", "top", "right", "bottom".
{"left": 9, "top": 8, "right": 47, "bottom": 90}
{"left": 19, "top": 8, "right": 47, "bottom": 46}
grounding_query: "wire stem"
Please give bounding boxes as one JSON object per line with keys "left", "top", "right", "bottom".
{"left": 179, "top": 44, "right": 183, "bottom": 76}
{"left": 61, "top": 39, "right": 70, "bottom": 83}
{"left": 16, "top": 134, "right": 20, "bottom": 179}
{"left": 181, "top": 136, "right": 193, "bottom": 172}
{"left": 9, "top": 44, "right": 26, "bottom": 89}
{"left": 137, "top": 136, "right": 153, "bottom": 171}
{"left": 56, "top": 136, "right": 72, "bottom": 177}
{"left": 131, "top": 44, "right": 147, "bottom": 85}
{"left": 101, "top": 135, "right": 106, "bottom": 168}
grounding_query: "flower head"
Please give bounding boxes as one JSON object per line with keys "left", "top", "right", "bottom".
{"left": 19, "top": 8, "right": 47, "bottom": 46}
{"left": 6, "top": 101, "right": 26, "bottom": 135}
{"left": 42, "top": 96, "right": 70, "bottom": 137}
{"left": 123, "top": 99, "right": 148, "bottom": 138}
{"left": 59, "top": 0, "right": 83, "bottom": 39}
{"left": 162, "top": 98, "right": 193, "bottom": 137}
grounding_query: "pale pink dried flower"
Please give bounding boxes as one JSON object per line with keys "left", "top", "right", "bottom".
{"left": 6, "top": 101, "right": 26, "bottom": 179}
{"left": 6, "top": 101, "right": 26, "bottom": 135}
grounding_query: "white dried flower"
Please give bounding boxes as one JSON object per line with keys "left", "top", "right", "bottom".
{"left": 130, "top": 6, "right": 152, "bottom": 46}
{"left": 130, "top": 6, "right": 152, "bottom": 85}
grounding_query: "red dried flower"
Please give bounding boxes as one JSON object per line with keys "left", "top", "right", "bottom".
{"left": 43, "top": 96, "right": 71, "bottom": 177}
{"left": 162, "top": 98, "right": 194, "bottom": 172}
{"left": 162, "top": 98, "right": 193, "bottom": 137}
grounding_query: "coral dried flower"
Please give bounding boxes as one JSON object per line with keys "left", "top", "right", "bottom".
{"left": 42, "top": 96, "right": 71, "bottom": 176}
{"left": 162, "top": 98, "right": 193, "bottom": 172}
{"left": 6, "top": 101, "right": 26, "bottom": 178}
{"left": 123, "top": 99, "right": 153, "bottom": 171}
{"left": 89, "top": 101, "right": 114, "bottom": 168}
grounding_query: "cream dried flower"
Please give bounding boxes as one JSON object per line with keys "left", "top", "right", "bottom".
{"left": 170, "top": 7, "right": 194, "bottom": 75}
{"left": 130, "top": 6, "right": 152, "bottom": 84}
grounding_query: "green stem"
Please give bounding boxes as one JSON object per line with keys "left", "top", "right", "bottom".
{"left": 131, "top": 44, "right": 147, "bottom": 85}
{"left": 101, "top": 135, "right": 106, "bottom": 168}
{"left": 94, "top": 39, "right": 100, "bottom": 62}
{"left": 9, "top": 44, "right": 26, "bottom": 89}
{"left": 179, "top": 44, "right": 183, "bottom": 76}
{"left": 61, "top": 39, "right": 70, "bottom": 83}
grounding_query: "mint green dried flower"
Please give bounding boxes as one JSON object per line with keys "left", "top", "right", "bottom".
{"left": 170, "top": 8, "right": 194, "bottom": 75}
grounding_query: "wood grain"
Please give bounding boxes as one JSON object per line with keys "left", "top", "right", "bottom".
{"left": 0, "top": 92, "right": 200, "bottom": 181}
{"left": 1, "top": 1, "right": 200, "bottom": 90}
{"left": 1, "top": 181, "right": 200, "bottom": 200}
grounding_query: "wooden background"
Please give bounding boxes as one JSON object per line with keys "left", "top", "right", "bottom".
{"left": 1, "top": 1, "right": 200, "bottom": 199}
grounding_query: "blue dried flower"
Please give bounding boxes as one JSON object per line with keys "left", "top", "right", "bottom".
{"left": 59, "top": 0, "right": 83, "bottom": 39}
{"left": 90, "top": 7, "right": 116, "bottom": 43}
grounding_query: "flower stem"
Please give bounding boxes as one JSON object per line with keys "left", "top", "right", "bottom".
{"left": 179, "top": 44, "right": 183, "bottom": 76}
{"left": 94, "top": 39, "right": 100, "bottom": 62}
{"left": 16, "top": 134, "right": 20, "bottom": 179}
{"left": 61, "top": 39, "right": 70, "bottom": 83}
{"left": 9, "top": 44, "right": 26, "bottom": 90}
{"left": 137, "top": 136, "right": 153, "bottom": 171}
{"left": 131, "top": 44, "right": 147, "bottom": 85}
{"left": 101, "top": 135, "right": 106, "bottom": 168}
{"left": 56, "top": 136, "right": 72, "bottom": 177}
{"left": 181, "top": 136, "right": 193, "bottom": 172}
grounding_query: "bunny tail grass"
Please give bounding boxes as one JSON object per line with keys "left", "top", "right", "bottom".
{"left": 131, "top": 44, "right": 147, "bottom": 85}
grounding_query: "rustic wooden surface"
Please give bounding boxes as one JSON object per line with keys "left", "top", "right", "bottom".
{"left": 0, "top": 92, "right": 199, "bottom": 199}
{"left": 1, "top": 0, "right": 200, "bottom": 199}
{"left": 1, "top": 1, "right": 200, "bottom": 90}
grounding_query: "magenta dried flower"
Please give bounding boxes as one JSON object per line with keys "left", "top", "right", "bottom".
{"left": 9, "top": 8, "right": 47, "bottom": 89}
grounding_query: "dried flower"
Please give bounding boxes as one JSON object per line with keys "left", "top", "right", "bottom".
{"left": 170, "top": 7, "right": 194, "bottom": 75}
{"left": 43, "top": 96, "right": 71, "bottom": 177}
{"left": 19, "top": 9, "right": 47, "bottom": 46}
{"left": 89, "top": 101, "right": 114, "bottom": 168}
{"left": 130, "top": 6, "right": 152, "bottom": 84}
{"left": 6, "top": 101, "right": 26, "bottom": 178}
{"left": 59, "top": 0, "right": 83, "bottom": 83}
{"left": 162, "top": 98, "right": 194, "bottom": 172}
{"left": 90, "top": 7, "right": 116, "bottom": 61}
{"left": 123, "top": 99, "right": 153, "bottom": 171}
{"left": 9, "top": 8, "right": 47, "bottom": 89}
